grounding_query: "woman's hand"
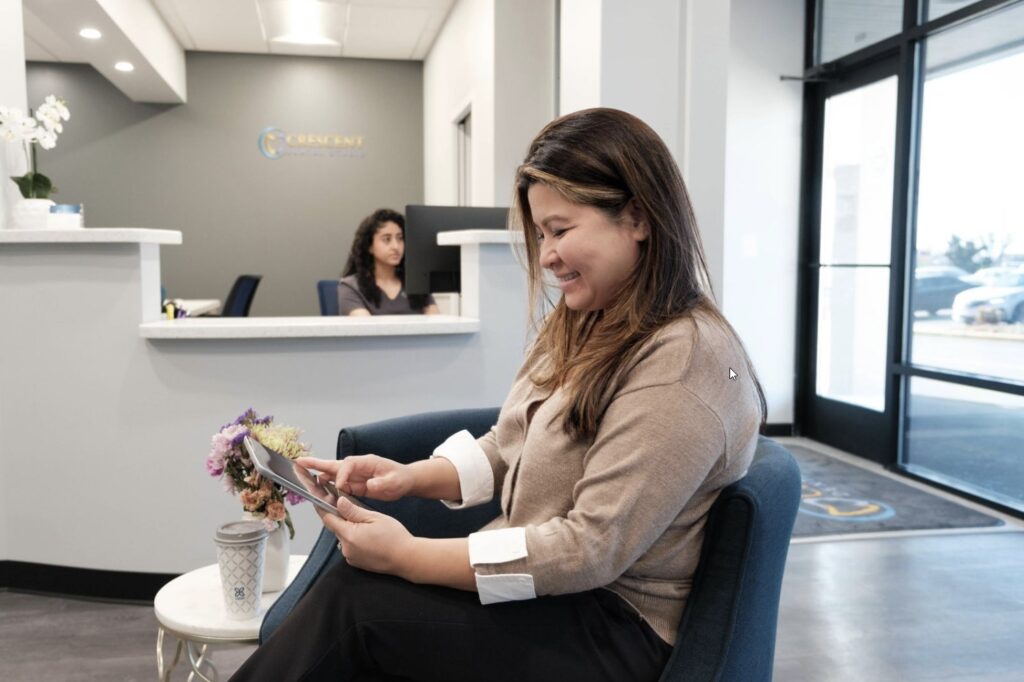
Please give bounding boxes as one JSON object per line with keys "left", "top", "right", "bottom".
{"left": 295, "top": 455, "right": 414, "bottom": 502}
{"left": 319, "top": 497, "right": 416, "bottom": 576}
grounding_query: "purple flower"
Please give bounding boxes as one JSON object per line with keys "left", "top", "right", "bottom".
{"left": 230, "top": 408, "right": 273, "bottom": 429}
{"left": 228, "top": 426, "right": 250, "bottom": 447}
{"left": 212, "top": 423, "right": 250, "bottom": 455}
{"left": 285, "top": 491, "right": 305, "bottom": 506}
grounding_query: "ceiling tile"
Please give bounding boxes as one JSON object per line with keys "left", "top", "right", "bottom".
{"left": 173, "top": 0, "right": 268, "bottom": 53}
{"left": 343, "top": 5, "right": 430, "bottom": 59}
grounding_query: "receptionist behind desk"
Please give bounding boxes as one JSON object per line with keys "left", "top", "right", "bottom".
{"left": 338, "top": 208, "right": 439, "bottom": 316}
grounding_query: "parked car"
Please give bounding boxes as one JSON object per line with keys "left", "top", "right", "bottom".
{"left": 961, "top": 266, "right": 1017, "bottom": 285}
{"left": 913, "top": 267, "right": 974, "bottom": 314}
{"left": 951, "top": 269, "right": 1024, "bottom": 324}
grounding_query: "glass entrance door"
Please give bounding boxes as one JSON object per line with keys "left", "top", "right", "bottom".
{"left": 801, "top": 60, "right": 902, "bottom": 463}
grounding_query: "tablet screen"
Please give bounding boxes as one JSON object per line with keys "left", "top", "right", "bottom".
{"left": 243, "top": 436, "right": 363, "bottom": 515}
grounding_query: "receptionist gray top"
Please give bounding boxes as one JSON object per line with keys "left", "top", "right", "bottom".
{"left": 337, "top": 275, "right": 436, "bottom": 315}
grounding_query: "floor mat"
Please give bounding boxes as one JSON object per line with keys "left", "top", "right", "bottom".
{"left": 789, "top": 444, "right": 1005, "bottom": 537}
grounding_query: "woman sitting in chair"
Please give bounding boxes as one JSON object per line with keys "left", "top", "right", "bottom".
{"left": 338, "top": 208, "right": 439, "bottom": 316}
{"left": 231, "top": 109, "right": 766, "bottom": 681}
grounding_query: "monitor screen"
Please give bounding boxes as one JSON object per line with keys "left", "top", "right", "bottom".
{"left": 403, "top": 205, "right": 510, "bottom": 295}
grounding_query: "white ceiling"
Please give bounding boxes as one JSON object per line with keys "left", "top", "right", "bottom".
{"left": 24, "top": 0, "right": 455, "bottom": 63}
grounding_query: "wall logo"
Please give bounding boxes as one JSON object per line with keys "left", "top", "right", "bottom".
{"left": 258, "top": 127, "right": 366, "bottom": 160}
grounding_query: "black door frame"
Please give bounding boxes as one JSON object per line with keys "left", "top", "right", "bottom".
{"left": 797, "top": 53, "right": 905, "bottom": 465}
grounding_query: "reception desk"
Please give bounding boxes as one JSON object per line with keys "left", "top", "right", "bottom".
{"left": 0, "top": 228, "right": 528, "bottom": 590}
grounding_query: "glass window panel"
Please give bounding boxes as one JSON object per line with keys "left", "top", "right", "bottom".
{"left": 910, "top": 2, "right": 1024, "bottom": 380}
{"left": 819, "top": 76, "right": 898, "bottom": 265}
{"left": 818, "top": 0, "right": 904, "bottom": 63}
{"left": 816, "top": 266, "right": 891, "bottom": 411}
{"left": 925, "top": 0, "right": 981, "bottom": 22}
{"left": 904, "top": 377, "right": 1024, "bottom": 511}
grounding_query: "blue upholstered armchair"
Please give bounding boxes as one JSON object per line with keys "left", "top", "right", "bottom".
{"left": 260, "top": 408, "right": 801, "bottom": 682}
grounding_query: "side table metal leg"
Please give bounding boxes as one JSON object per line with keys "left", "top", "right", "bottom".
{"left": 186, "top": 640, "right": 218, "bottom": 682}
{"left": 156, "top": 626, "right": 183, "bottom": 681}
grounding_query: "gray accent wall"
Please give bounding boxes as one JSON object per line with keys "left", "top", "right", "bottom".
{"left": 27, "top": 52, "right": 423, "bottom": 316}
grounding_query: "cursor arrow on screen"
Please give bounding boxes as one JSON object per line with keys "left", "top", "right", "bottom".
{"left": 729, "top": 368, "right": 738, "bottom": 381}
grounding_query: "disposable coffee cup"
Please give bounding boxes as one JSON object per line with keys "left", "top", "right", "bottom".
{"left": 214, "top": 520, "right": 269, "bottom": 620}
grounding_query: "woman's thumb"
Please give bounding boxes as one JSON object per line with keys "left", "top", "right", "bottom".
{"left": 337, "top": 496, "right": 372, "bottom": 522}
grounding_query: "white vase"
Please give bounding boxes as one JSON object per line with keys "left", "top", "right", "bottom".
{"left": 10, "top": 198, "right": 55, "bottom": 230}
{"left": 241, "top": 512, "right": 290, "bottom": 593}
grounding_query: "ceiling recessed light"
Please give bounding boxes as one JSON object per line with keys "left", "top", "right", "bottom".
{"left": 260, "top": 0, "right": 343, "bottom": 47}
{"left": 79, "top": 28, "right": 102, "bottom": 40}
{"left": 114, "top": 61, "right": 134, "bottom": 72}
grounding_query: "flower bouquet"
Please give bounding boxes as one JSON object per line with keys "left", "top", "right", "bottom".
{"left": 205, "top": 409, "right": 309, "bottom": 539}
{"left": 1, "top": 95, "right": 70, "bottom": 199}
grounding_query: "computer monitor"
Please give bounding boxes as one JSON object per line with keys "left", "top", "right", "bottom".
{"left": 403, "top": 205, "right": 510, "bottom": 295}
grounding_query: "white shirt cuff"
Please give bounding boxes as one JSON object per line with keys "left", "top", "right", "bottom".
{"left": 469, "top": 526, "right": 535, "bottom": 604}
{"left": 468, "top": 527, "right": 528, "bottom": 565}
{"left": 431, "top": 430, "right": 494, "bottom": 509}
{"left": 475, "top": 573, "right": 536, "bottom": 604}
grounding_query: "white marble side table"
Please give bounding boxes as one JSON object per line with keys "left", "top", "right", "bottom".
{"left": 154, "top": 555, "right": 306, "bottom": 681}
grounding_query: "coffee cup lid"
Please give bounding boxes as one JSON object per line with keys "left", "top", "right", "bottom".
{"left": 215, "top": 520, "right": 268, "bottom": 544}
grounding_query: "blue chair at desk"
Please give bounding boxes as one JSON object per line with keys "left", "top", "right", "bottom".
{"left": 260, "top": 408, "right": 801, "bottom": 682}
{"left": 221, "top": 275, "right": 262, "bottom": 317}
{"left": 317, "top": 279, "right": 339, "bottom": 316}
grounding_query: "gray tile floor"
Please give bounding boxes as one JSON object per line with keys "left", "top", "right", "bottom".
{"left": 3, "top": 531, "right": 1023, "bottom": 680}
{"left": 775, "top": 531, "right": 1024, "bottom": 682}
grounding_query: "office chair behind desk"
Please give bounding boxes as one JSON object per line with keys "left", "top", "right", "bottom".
{"left": 221, "top": 275, "right": 262, "bottom": 317}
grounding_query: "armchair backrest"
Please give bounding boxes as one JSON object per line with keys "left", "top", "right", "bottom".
{"left": 660, "top": 437, "right": 801, "bottom": 682}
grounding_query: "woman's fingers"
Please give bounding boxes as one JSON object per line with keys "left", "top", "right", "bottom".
{"left": 296, "top": 455, "right": 402, "bottom": 500}
{"left": 333, "top": 458, "right": 361, "bottom": 494}
{"left": 295, "top": 456, "right": 367, "bottom": 495}
{"left": 293, "top": 464, "right": 337, "bottom": 505}
{"left": 294, "top": 456, "right": 340, "bottom": 477}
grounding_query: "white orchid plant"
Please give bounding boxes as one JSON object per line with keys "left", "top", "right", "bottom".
{"left": 0, "top": 95, "right": 70, "bottom": 199}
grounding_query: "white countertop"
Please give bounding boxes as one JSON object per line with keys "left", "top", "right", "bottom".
{"left": 437, "top": 229, "right": 523, "bottom": 245}
{"left": 0, "top": 228, "right": 182, "bottom": 245}
{"left": 140, "top": 315, "right": 480, "bottom": 339}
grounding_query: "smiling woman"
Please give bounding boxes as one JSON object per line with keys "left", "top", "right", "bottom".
{"left": 229, "top": 109, "right": 769, "bottom": 682}
{"left": 528, "top": 183, "right": 648, "bottom": 312}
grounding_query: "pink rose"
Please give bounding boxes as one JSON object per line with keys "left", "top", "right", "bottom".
{"left": 266, "top": 501, "right": 286, "bottom": 522}
{"left": 240, "top": 489, "right": 261, "bottom": 510}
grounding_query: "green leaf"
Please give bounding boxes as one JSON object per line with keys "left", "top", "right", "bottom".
{"left": 284, "top": 513, "right": 295, "bottom": 540}
{"left": 31, "top": 172, "right": 53, "bottom": 198}
{"left": 10, "top": 175, "right": 32, "bottom": 199}
{"left": 9, "top": 172, "right": 55, "bottom": 199}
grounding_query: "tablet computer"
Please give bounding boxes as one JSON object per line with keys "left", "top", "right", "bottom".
{"left": 243, "top": 436, "right": 366, "bottom": 516}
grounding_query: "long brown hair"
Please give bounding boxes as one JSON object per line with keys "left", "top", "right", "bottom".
{"left": 513, "top": 108, "right": 766, "bottom": 440}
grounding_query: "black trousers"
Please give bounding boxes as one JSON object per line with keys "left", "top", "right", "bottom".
{"left": 229, "top": 560, "right": 672, "bottom": 682}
